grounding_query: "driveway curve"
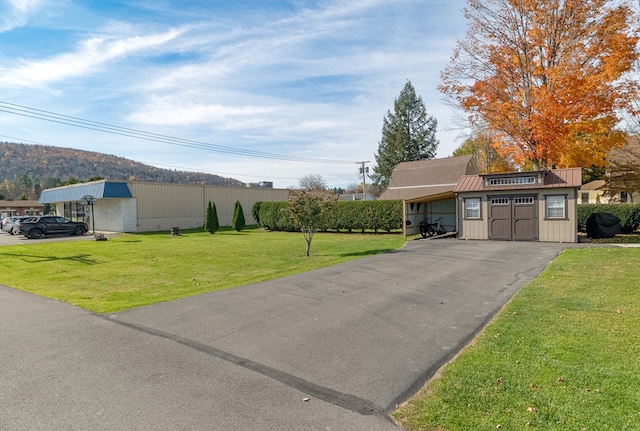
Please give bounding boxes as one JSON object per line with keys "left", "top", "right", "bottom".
{"left": 1, "top": 239, "right": 567, "bottom": 430}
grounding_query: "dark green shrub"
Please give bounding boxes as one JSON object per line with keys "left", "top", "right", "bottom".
{"left": 578, "top": 204, "right": 640, "bottom": 233}
{"left": 204, "top": 200, "right": 219, "bottom": 233}
{"left": 257, "top": 199, "right": 403, "bottom": 233}
{"left": 258, "top": 201, "right": 296, "bottom": 231}
{"left": 232, "top": 201, "right": 246, "bottom": 232}
{"left": 252, "top": 202, "right": 262, "bottom": 225}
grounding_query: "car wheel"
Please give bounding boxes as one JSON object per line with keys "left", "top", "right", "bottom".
{"left": 28, "top": 229, "right": 43, "bottom": 239}
{"left": 74, "top": 226, "right": 86, "bottom": 236}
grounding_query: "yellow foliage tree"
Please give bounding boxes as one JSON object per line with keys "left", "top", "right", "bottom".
{"left": 440, "top": 0, "right": 640, "bottom": 170}
{"left": 452, "top": 131, "right": 515, "bottom": 174}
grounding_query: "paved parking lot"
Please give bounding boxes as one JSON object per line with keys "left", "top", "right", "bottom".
{"left": 0, "top": 231, "right": 98, "bottom": 245}
{"left": 1, "top": 239, "right": 567, "bottom": 430}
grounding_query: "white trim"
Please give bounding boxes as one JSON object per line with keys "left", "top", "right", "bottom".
{"left": 388, "top": 183, "right": 458, "bottom": 190}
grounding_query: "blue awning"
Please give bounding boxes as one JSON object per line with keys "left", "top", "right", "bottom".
{"left": 39, "top": 181, "right": 133, "bottom": 203}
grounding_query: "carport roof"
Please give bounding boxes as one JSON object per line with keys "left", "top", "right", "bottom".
{"left": 378, "top": 155, "right": 478, "bottom": 202}
{"left": 39, "top": 180, "right": 133, "bottom": 203}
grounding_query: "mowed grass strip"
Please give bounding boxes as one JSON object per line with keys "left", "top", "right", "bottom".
{"left": 0, "top": 227, "right": 404, "bottom": 313}
{"left": 393, "top": 247, "right": 640, "bottom": 431}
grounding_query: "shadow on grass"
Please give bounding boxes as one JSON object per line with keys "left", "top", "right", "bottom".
{"left": 1, "top": 252, "right": 100, "bottom": 264}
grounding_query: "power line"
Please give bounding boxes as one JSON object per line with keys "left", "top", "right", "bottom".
{"left": 0, "top": 100, "right": 358, "bottom": 165}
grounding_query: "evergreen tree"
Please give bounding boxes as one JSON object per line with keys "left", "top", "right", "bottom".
{"left": 232, "top": 200, "right": 246, "bottom": 232}
{"left": 371, "top": 80, "right": 439, "bottom": 189}
{"left": 204, "top": 200, "right": 219, "bottom": 233}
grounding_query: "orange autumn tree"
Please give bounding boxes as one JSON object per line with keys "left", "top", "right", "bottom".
{"left": 440, "top": 0, "right": 640, "bottom": 170}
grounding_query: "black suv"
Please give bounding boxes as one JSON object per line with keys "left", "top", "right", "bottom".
{"left": 18, "top": 216, "right": 88, "bottom": 239}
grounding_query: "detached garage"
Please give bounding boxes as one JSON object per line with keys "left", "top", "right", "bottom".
{"left": 453, "top": 168, "right": 582, "bottom": 242}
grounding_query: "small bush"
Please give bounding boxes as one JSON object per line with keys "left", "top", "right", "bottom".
{"left": 204, "top": 201, "right": 220, "bottom": 234}
{"left": 578, "top": 203, "right": 640, "bottom": 233}
{"left": 232, "top": 201, "right": 246, "bottom": 232}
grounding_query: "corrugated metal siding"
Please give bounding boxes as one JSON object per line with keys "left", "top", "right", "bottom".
{"left": 129, "top": 183, "right": 289, "bottom": 232}
{"left": 39, "top": 181, "right": 132, "bottom": 203}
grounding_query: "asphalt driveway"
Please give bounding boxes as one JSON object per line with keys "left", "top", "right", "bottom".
{"left": 1, "top": 239, "right": 567, "bottom": 430}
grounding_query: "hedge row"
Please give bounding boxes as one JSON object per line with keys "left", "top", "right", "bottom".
{"left": 578, "top": 204, "right": 640, "bottom": 233}
{"left": 255, "top": 200, "right": 404, "bottom": 233}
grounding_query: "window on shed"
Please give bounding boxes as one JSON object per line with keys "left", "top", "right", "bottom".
{"left": 620, "top": 191, "right": 629, "bottom": 202}
{"left": 489, "top": 176, "right": 535, "bottom": 186}
{"left": 546, "top": 195, "right": 566, "bottom": 219}
{"left": 464, "top": 198, "right": 481, "bottom": 219}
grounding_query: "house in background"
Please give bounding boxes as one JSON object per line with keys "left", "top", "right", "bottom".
{"left": 378, "top": 155, "right": 479, "bottom": 238}
{"left": 0, "top": 200, "right": 45, "bottom": 219}
{"left": 579, "top": 180, "right": 636, "bottom": 204}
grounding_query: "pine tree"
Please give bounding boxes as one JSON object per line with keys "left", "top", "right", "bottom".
{"left": 204, "top": 201, "right": 219, "bottom": 233}
{"left": 371, "top": 80, "right": 439, "bottom": 189}
{"left": 232, "top": 201, "right": 246, "bottom": 232}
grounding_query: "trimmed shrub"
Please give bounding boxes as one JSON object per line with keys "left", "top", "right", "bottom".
{"left": 578, "top": 204, "right": 640, "bottom": 233}
{"left": 258, "top": 199, "right": 403, "bottom": 233}
{"left": 232, "top": 201, "right": 246, "bottom": 232}
{"left": 252, "top": 201, "right": 262, "bottom": 225}
{"left": 204, "top": 200, "right": 220, "bottom": 233}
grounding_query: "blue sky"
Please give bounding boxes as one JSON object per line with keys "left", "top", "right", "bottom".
{"left": 0, "top": 0, "right": 469, "bottom": 188}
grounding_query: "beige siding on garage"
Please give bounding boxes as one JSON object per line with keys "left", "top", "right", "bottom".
{"left": 128, "top": 182, "right": 289, "bottom": 232}
{"left": 538, "top": 188, "right": 578, "bottom": 243}
{"left": 457, "top": 188, "right": 578, "bottom": 242}
{"left": 457, "top": 193, "right": 488, "bottom": 240}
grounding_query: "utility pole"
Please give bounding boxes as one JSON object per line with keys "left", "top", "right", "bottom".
{"left": 356, "top": 161, "right": 370, "bottom": 201}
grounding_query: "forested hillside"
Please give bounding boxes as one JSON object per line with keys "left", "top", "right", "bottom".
{"left": 0, "top": 142, "right": 244, "bottom": 200}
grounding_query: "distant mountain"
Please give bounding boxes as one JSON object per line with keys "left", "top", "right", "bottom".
{"left": 0, "top": 141, "right": 245, "bottom": 187}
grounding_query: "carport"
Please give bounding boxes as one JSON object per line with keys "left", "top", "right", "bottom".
{"left": 378, "top": 155, "right": 479, "bottom": 238}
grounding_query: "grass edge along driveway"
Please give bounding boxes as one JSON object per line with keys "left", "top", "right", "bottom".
{"left": 0, "top": 227, "right": 404, "bottom": 313}
{"left": 392, "top": 247, "right": 640, "bottom": 431}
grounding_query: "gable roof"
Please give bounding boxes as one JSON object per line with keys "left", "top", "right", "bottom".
{"left": 39, "top": 180, "right": 133, "bottom": 203}
{"left": 453, "top": 167, "right": 582, "bottom": 193}
{"left": 379, "top": 155, "right": 478, "bottom": 202}
{"left": 580, "top": 179, "right": 606, "bottom": 191}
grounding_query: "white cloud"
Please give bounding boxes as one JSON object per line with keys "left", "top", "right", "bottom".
{"left": 0, "top": 0, "right": 45, "bottom": 32}
{"left": 0, "top": 26, "right": 188, "bottom": 88}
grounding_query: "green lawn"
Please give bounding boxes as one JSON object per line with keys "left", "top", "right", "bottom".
{"left": 393, "top": 247, "right": 640, "bottom": 431}
{"left": 0, "top": 227, "right": 404, "bottom": 313}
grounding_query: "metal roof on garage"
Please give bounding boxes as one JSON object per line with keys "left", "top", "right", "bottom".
{"left": 39, "top": 180, "right": 133, "bottom": 203}
{"left": 453, "top": 167, "right": 582, "bottom": 193}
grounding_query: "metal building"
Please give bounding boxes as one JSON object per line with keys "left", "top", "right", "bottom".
{"left": 39, "top": 180, "right": 289, "bottom": 233}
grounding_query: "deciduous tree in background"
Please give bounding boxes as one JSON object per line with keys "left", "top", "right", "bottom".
{"left": 298, "top": 174, "right": 327, "bottom": 191}
{"left": 232, "top": 200, "right": 246, "bottom": 231}
{"left": 285, "top": 190, "right": 337, "bottom": 257}
{"left": 452, "top": 130, "right": 514, "bottom": 174}
{"left": 204, "top": 200, "right": 219, "bottom": 234}
{"left": 440, "top": 0, "right": 640, "bottom": 170}
{"left": 371, "top": 80, "right": 439, "bottom": 189}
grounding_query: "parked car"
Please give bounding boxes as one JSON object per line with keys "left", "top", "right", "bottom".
{"left": 1, "top": 216, "right": 33, "bottom": 235}
{"left": 18, "top": 216, "right": 88, "bottom": 239}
